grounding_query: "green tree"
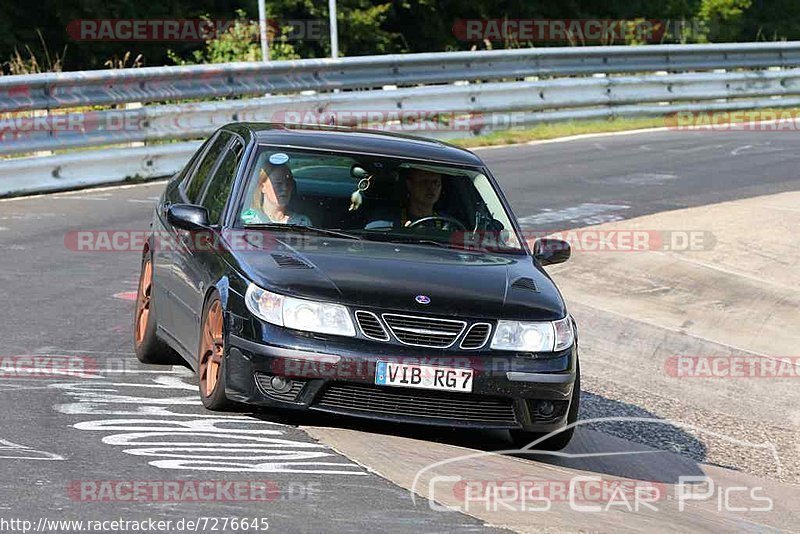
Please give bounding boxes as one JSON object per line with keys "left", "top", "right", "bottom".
{"left": 168, "top": 10, "right": 299, "bottom": 64}
{"left": 697, "top": 0, "right": 752, "bottom": 41}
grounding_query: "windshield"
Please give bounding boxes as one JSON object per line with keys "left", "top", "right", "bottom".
{"left": 236, "top": 146, "right": 525, "bottom": 253}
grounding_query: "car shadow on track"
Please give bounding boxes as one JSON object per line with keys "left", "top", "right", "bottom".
{"left": 240, "top": 390, "right": 708, "bottom": 484}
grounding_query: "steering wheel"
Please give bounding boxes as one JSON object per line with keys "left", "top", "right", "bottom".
{"left": 406, "top": 216, "right": 467, "bottom": 231}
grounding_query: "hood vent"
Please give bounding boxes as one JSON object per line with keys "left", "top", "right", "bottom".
{"left": 271, "top": 253, "right": 312, "bottom": 269}
{"left": 511, "top": 277, "right": 538, "bottom": 292}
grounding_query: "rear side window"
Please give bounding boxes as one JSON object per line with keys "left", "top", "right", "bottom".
{"left": 184, "top": 131, "right": 232, "bottom": 203}
{"left": 174, "top": 138, "right": 210, "bottom": 183}
{"left": 200, "top": 138, "right": 244, "bottom": 224}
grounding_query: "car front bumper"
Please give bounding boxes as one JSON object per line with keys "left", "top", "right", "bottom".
{"left": 224, "top": 322, "right": 578, "bottom": 433}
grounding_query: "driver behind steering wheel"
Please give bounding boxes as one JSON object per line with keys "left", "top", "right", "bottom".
{"left": 402, "top": 167, "right": 444, "bottom": 227}
{"left": 365, "top": 167, "right": 455, "bottom": 230}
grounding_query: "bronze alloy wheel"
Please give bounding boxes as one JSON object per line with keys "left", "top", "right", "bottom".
{"left": 200, "top": 299, "right": 224, "bottom": 398}
{"left": 134, "top": 259, "right": 153, "bottom": 347}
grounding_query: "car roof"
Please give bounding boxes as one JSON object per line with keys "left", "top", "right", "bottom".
{"left": 224, "top": 123, "right": 485, "bottom": 167}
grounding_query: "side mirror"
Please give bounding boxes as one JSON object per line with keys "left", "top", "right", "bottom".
{"left": 533, "top": 238, "right": 571, "bottom": 266}
{"left": 167, "top": 204, "right": 210, "bottom": 231}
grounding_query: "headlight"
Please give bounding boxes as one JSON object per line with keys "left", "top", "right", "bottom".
{"left": 245, "top": 283, "right": 356, "bottom": 337}
{"left": 491, "top": 316, "right": 574, "bottom": 352}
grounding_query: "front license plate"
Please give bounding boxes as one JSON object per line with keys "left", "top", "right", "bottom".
{"left": 375, "top": 361, "right": 474, "bottom": 393}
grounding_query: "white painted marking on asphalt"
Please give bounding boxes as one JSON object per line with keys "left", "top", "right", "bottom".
{"left": 0, "top": 438, "right": 64, "bottom": 461}
{"left": 0, "top": 383, "right": 53, "bottom": 391}
{"left": 518, "top": 203, "right": 630, "bottom": 227}
{"left": 667, "top": 143, "right": 726, "bottom": 154}
{"left": 729, "top": 142, "right": 786, "bottom": 157}
{"left": 591, "top": 173, "right": 677, "bottom": 186}
{"left": 52, "top": 195, "right": 111, "bottom": 201}
{"left": 53, "top": 377, "right": 367, "bottom": 475}
{"left": 731, "top": 144, "right": 753, "bottom": 156}
{"left": 0, "top": 180, "right": 168, "bottom": 203}
{"left": 0, "top": 213, "right": 58, "bottom": 221}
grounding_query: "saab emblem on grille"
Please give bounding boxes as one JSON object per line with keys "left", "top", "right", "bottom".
{"left": 415, "top": 295, "right": 431, "bottom": 304}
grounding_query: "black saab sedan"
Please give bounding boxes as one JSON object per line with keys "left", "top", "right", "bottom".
{"left": 134, "top": 123, "right": 579, "bottom": 450}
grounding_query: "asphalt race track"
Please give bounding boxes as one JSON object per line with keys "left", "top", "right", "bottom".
{"left": 1, "top": 128, "right": 799, "bottom": 532}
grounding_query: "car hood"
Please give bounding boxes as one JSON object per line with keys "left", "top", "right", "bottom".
{"left": 229, "top": 233, "right": 566, "bottom": 321}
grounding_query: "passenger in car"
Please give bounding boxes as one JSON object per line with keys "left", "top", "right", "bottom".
{"left": 241, "top": 163, "right": 312, "bottom": 225}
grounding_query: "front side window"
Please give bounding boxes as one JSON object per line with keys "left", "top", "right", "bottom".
{"left": 235, "top": 146, "right": 524, "bottom": 253}
{"left": 200, "top": 138, "right": 243, "bottom": 224}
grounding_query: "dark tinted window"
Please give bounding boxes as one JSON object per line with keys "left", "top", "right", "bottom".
{"left": 175, "top": 137, "right": 211, "bottom": 183}
{"left": 184, "top": 131, "right": 231, "bottom": 203}
{"left": 201, "top": 139, "right": 243, "bottom": 224}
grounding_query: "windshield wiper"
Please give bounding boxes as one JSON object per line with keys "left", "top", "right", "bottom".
{"left": 242, "top": 223, "right": 362, "bottom": 240}
{"left": 360, "top": 233, "right": 482, "bottom": 251}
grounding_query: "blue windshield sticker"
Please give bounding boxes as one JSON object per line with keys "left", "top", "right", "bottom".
{"left": 269, "top": 153, "right": 290, "bottom": 165}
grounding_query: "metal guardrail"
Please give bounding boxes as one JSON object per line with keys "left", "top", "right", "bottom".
{"left": 3, "top": 41, "right": 800, "bottom": 113}
{"left": 0, "top": 142, "right": 200, "bottom": 197}
{"left": 3, "top": 68, "right": 800, "bottom": 156}
{"left": 2, "top": 41, "right": 800, "bottom": 196}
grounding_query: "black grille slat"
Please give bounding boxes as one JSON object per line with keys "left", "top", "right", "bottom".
{"left": 320, "top": 393, "right": 512, "bottom": 412}
{"left": 317, "top": 402, "right": 514, "bottom": 421}
{"left": 460, "top": 323, "right": 491, "bottom": 349}
{"left": 355, "top": 311, "right": 390, "bottom": 341}
{"left": 382, "top": 314, "right": 466, "bottom": 348}
{"left": 316, "top": 383, "right": 517, "bottom": 424}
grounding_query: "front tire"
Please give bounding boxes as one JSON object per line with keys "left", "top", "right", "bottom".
{"left": 198, "top": 293, "right": 233, "bottom": 411}
{"left": 510, "top": 361, "right": 580, "bottom": 451}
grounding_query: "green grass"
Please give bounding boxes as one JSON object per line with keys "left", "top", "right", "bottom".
{"left": 448, "top": 116, "right": 675, "bottom": 148}
{"left": 447, "top": 108, "right": 800, "bottom": 149}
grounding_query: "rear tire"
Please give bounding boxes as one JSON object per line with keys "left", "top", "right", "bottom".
{"left": 134, "top": 252, "right": 179, "bottom": 365}
{"left": 510, "top": 361, "right": 581, "bottom": 451}
{"left": 198, "top": 293, "right": 233, "bottom": 411}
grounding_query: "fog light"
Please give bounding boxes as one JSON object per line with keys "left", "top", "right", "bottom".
{"left": 536, "top": 400, "right": 555, "bottom": 416}
{"left": 270, "top": 376, "right": 292, "bottom": 393}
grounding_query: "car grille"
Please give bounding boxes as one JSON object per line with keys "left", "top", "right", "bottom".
{"left": 315, "top": 383, "right": 517, "bottom": 425}
{"left": 460, "top": 323, "right": 492, "bottom": 349}
{"left": 354, "top": 311, "right": 389, "bottom": 341}
{"left": 381, "top": 313, "right": 466, "bottom": 348}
